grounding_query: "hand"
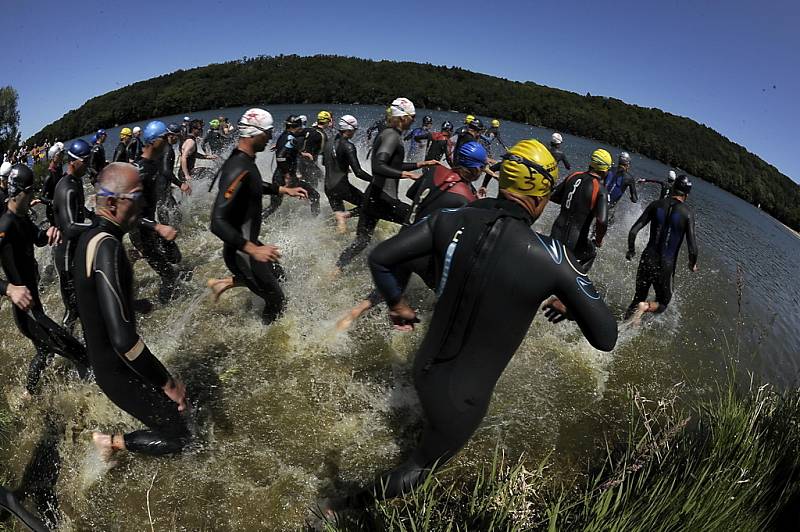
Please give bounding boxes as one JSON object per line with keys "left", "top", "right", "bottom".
{"left": 542, "top": 298, "right": 571, "bottom": 323}
{"left": 301, "top": 152, "right": 314, "bottom": 160}
{"left": 626, "top": 249, "right": 636, "bottom": 261}
{"left": 388, "top": 300, "right": 419, "bottom": 332}
{"left": 245, "top": 241, "right": 281, "bottom": 263}
{"left": 46, "top": 226, "right": 61, "bottom": 246}
{"left": 6, "top": 284, "right": 32, "bottom": 311}
{"left": 180, "top": 182, "right": 192, "bottom": 196}
{"left": 477, "top": 187, "right": 487, "bottom": 199}
{"left": 279, "top": 186, "right": 309, "bottom": 200}
{"left": 401, "top": 171, "right": 420, "bottom": 180}
{"left": 30, "top": 199, "right": 42, "bottom": 207}
{"left": 163, "top": 378, "right": 187, "bottom": 412}
{"left": 155, "top": 224, "right": 178, "bottom": 242}
{"left": 417, "top": 160, "right": 439, "bottom": 168}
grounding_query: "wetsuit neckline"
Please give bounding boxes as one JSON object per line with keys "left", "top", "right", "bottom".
{"left": 472, "top": 197, "right": 535, "bottom": 225}
{"left": 96, "top": 216, "right": 125, "bottom": 239}
{"left": 231, "top": 148, "right": 255, "bottom": 161}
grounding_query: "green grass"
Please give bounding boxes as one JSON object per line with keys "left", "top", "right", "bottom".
{"left": 325, "top": 377, "right": 800, "bottom": 531}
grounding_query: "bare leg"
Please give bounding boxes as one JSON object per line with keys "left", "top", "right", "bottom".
{"left": 335, "top": 300, "right": 374, "bottom": 332}
{"left": 334, "top": 211, "right": 351, "bottom": 235}
{"left": 206, "top": 277, "right": 236, "bottom": 303}
{"left": 92, "top": 432, "right": 125, "bottom": 463}
{"left": 629, "top": 301, "right": 660, "bottom": 325}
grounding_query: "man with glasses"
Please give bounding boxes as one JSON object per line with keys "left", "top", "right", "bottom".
{"left": 0, "top": 164, "right": 90, "bottom": 398}
{"left": 73, "top": 162, "right": 191, "bottom": 460}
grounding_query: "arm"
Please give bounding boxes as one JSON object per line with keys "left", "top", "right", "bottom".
{"left": 275, "top": 136, "right": 295, "bottom": 175}
{"left": 180, "top": 139, "right": 195, "bottom": 178}
{"left": 210, "top": 171, "right": 249, "bottom": 250}
{"left": 55, "top": 187, "right": 93, "bottom": 241}
{"left": 627, "top": 176, "right": 639, "bottom": 203}
{"left": 414, "top": 131, "right": 432, "bottom": 143}
{"left": 550, "top": 176, "right": 568, "bottom": 205}
{"left": 627, "top": 202, "right": 654, "bottom": 255}
{"left": 372, "top": 134, "right": 405, "bottom": 179}
{"left": 685, "top": 209, "right": 698, "bottom": 268}
{"left": 593, "top": 183, "right": 609, "bottom": 244}
{"left": 162, "top": 148, "right": 184, "bottom": 187}
{"left": 562, "top": 153, "right": 571, "bottom": 171}
{"left": 369, "top": 214, "right": 437, "bottom": 305}
{"left": 344, "top": 142, "right": 372, "bottom": 182}
{"left": 94, "top": 237, "right": 171, "bottom": 388}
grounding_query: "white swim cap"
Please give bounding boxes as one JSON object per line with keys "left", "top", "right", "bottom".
{"left": 551, "top": 132, "right": 563, "bottom": 144}
{"left": 238, "top": 108, "right": 274, "bottom": 138}
{"left": 338, "top": 115, "right": 359, "bottom": 131}
{"left": 390, "top": 97, "right": 415, "bottom": 117}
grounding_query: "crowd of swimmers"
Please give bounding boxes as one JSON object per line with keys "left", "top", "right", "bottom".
{"left": 0, "top": 97, "right": 698, "bottom": 527}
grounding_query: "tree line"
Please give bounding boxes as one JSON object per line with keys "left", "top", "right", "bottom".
{"left": 23, "top": 55, "right": 800, "bottom": 230}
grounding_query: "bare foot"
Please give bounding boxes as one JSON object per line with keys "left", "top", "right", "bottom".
{"left": 334, "top": 212, "right": 350, "bottom": 234}
{"left": 335, "top": 300, "right": 373, "bottom": 332}
{"left": 629, "top": 302, "right": 649, "bottom": 326}
{"left": 92, "top": 432, "right": 116, "bottom": 463}
{"left": 207, "top": 277, "right": 234, "bottom": 303}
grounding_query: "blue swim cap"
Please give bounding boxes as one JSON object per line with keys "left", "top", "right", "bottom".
{"left": 456, "top": 141, "right": 488, "bottom": 169}
{"left": 142, "top": 120, "right": 169, "bottom": 145}
{"left": 67, "top": 139, "right": 92, "bottom": 161}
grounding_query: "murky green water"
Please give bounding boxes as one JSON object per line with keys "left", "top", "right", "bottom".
{"left": 1, "top": 104, "right": 798, "bottom": 529}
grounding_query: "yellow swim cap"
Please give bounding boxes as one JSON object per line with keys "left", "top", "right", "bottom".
{"left": 590, "top": 149, "right": 613, "bottom": 172}
{"left": 317, "top": 110, "right": 332, "bottom": 123}
{"left": 120, "top": 127, "right": 132, "bottom": 137}
{"left": 465, "top": 114, "right": 475, "bottom": 124}
{"left": 491, "top": 119, "right": 500, "bottom": 128}
{"left": 499, "top": 139, "right": 558, "bottom": 197}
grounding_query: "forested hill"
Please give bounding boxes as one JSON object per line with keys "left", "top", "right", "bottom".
{"left": 29, "top": 55, "right": 800, "bottom": 229}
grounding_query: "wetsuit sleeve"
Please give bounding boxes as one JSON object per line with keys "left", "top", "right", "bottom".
{"left": 55, "top": 186, "right": 93, "bottom": 241}
{"left": 344, "top": 143, "right": 372, "bottom": 182}
{"left": 94, "top": 237, "right": 171, "bottom": 387}
{"left": 550, "top": 176, "right": 568, "bottom": 205}
{"left": 562, "top": 153, "right": 571, "bottom": 170}
{"left": 627, "top": 176, "right": 639, "bottom": 203}
{"left": 161, "top": 149, "right": 183, "bottom": 186}
{"left": 594, "top": 182, "right": 609, "bottom": 244}
{"left": 368, "top": 214, "right": 437, "bottom": 305}
{"left": 685, "top": 208, "right": 698, "bottom": 268}
{"left": 373, "top": 131, "right": 406, "bottom": 179}
{"left": 138, "top": 217, "right": 157, "bottom": 230}
{"left": 627, "top": 202, "right": 655, "bottom": 252}
{"left": 403, "top": 130, "right": 414, "bottom": 141}
{"left": 262, "top": 181, "right": 280, "bottom": 196}
{"left": 210, "top": 171, "right": 249, "bottom": 250}
{"left": 552, "top": 251, "right": 618, "bottom": 351}
{"left": 0, "top": 217, "right": 11, "bottom": 294}
{"left": 275, "top": 137, "right": 294, "bottom": 174}
{"left": 29, "top": 219, "right": 49, "bottom": 247}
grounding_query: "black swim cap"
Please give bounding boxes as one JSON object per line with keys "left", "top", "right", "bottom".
{"left": 285, "top": 115, "right": 303, "bottom": 128}
{"left": 7, "top": 164, "right": 35, "bottom": 197}
{"left": 673, "top": 174, "right": 692, "bottom": 195}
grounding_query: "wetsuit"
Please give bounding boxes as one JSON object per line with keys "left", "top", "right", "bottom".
{"left": 640, "top": 179, "right": 671, "bottom": 200}
{"left": 424, "top": 132, "right": 453, "bottom": 166}
{"left": 327, "top": 134, "right": 368, "bottom": 213}
{"left": 0, "top": 186, "right": 7, "bottom": 217}
{"left": 453, "top": 130, "right": 480, "bottom": 159}
{"left": 626, "top": 196, "right": 698, "bottom": 313}
{"left": 87, "top": 143, "right": 107, "bottom": 185}
{"left": 549, "top": 171, "right": 609, "bottom": 272}
{"left": 130, "top": 156, "right": 180, "bottom": 303}
{"left": 337, "top": 127, "right": 416, "bottom": 269}
{"left": 297, "top": 126, "right": 327, "bottom": 189}
{"left": 548, "top": 145, "right": 571, "bottom": 172}
{"left": 0, "top": 210, "right": 89, "bottom": 394}
{"left": 52, "top": 172, "right": 93, "bottom": 329}
{"left": 157, "top": 144, "right": 184, "bottom": 227}
{"left": 366, "top": 118, "right": 388, "bottom": 151}
{"left": 404, "top": 127, "right": 431, "bottom": 160}
{"left": 112, "top": 140, "right": 129, "bottom": 163}
{"left": 202, "top": 129, "right": 225, "bottom": 156}
{"left": 210, "top": 149, "right": 287, "bottom": 324}
{"left": 0, "top": 486, "right": 49, "bottom": 532}
{"left": 484, "top": 127, "right": 505, "bottom": 153}
{"left": 126, "top": 137, "right": 143, "bottom": 163}
{"left": 264, "top": 130, "right": 320, "bottom": 217}
{"left": 361, "top": 197, "right": 617, "bottom": 502}
{"left": 41, "top": 160, "right": 64, "bottom": 225}
{"left": 73, "top": 218, "right": 190, "bottom": 455}
{"left": 605, "top": 165, "right": 638, "bottom": 225}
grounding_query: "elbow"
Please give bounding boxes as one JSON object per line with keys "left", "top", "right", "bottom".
{"left": 592, "top": 321, "right": 619, "bottom": 352}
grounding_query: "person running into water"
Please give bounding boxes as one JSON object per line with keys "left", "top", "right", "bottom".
{"left": 202, "top": 119, "right": 226, "bottom": 157}
{"left": 336, "top": 97, "right": 439, "bottom": 271}
{"left": 639, "top": 169, "right": 676, "bottom": 200}
{"left": 51, "top": 140, "right": 94, "bottom": 330}
{"left": 605, "top": 151, "right": 639, "bottom": 225}
{"left": 72, "top": 162, "right": 190, "bottom": 459}
{"left": 0, "top": 164, "right": 90, "bottom": 397}
{"left": 548, "top": 132, "right": 571, "bottom": 172}
{"left": 113, "top": 128, "right": 132, "bottom": 163}
{"left": 263, "top": 115, "right": 321, "bottom": 218}
{"left": 157, "top": 123, "right": 191, "bottom": 227}
{"left": 327, "top": 115, "right": 369, "bottom": 234}
{"left": 126, "top": 126, "right": 144, "bottom": 163}
{"left": 297, "top": 110, "right": 332, "bottom": 190}
{"left": 320, "top": 138, "right": 617, "bottom": 515}
{"left": 180, "top": 119, "right": 217, "bottom": 183}
{"left": 404, "top": 115, "right": 433, "bottom": 161}
{"left": 549, "top": 148, "right": 611, "bottom": 272}
{"left": 482, "top": 119, "right": 506, "bottom": 157}
{"left": 453, "top": 114, "right": 475, "bottom": 137}
{"left": 336, "top": 140, "right": 488, "bottom": 331}
{"left": 207, "top": 109, "right": 308, "bottom": 323}
{"left": 625, "top": 174, "right": 698, "bottom": 322}
{"left": 87, "top": 129, "right": 108, "bottom": 185}
{"left": 424, "top": 121, "right": 455, "bottom": 166}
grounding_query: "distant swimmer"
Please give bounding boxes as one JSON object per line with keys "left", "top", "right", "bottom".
{"left": 202, "top": 119, "right": 225, "bottom": 156}
{"left": 453, "top": 114, "right": 475, "bottom": 137}
{"left": 549, "top": 149, "right": 611, "bottom": 272}
{"left": 321, "top": 138, "right": 617, "bottom": 514}
{"left": 297, "top": 110, "right": 333, "bottom": 190}
{"left": 625, "top": 174, "right": 698, "bottom": 322}
{"left": 87, "top": 129, "right": 108, "bottom": 185}
{"left": 365, "top": 108, "right": 390, "bottom": 159}
{"left": 73, "top": 163, "right": 190, "bottom": 459}
{"left": 336, "top": 141, "right": 487, "bottom": 331}
{"left": 126, "top": 126, "right": 144, "bottom": 163}
{"left": 0, "top": 164, "right": 90, "bottom": 397}
{"left": 263, "top": 115, "right": 321, "bottom": 218}
{"left": 404, "top": 115, "right": 434, "bottom": 161}
{"left": 180, "top": 119, "right": 217, "bottom": 183}
{"left": 207, "top": 109, "right": 307, "bottom": 323}
{"left": 40, "top": 142, "right": 65, "bottom": 225}
{"left": 605, "top": 151, "right": 639, "bottom": 225}
{"left": 336, "top": 98, "right": 439, "bottom": 271}
{"left": 548, "top": 132, "right": 571, "bottom": 172}
{"left": 113, "top": 128, "right": 132, "bottom": 162}
{"left": 639, "top": 169, "right": 676, "bottom": 200}
{"left": 327, "top": 115, "right": 369, "bottom": 234}
{"left": 482, "top": 119, "right": 506, "bottom": 156}
{"left": 453, "top": 118, "right": 485, "bottom": 158}
{"left": 157, "top": 123, "right": 190, "bottom": 227}
{"left": 423, "top": 121, "right": 455, "bottom": 167}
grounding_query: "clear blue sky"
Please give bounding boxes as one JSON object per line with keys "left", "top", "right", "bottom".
{"left": 2, "top": 0, "right": 798, "bottom": 181}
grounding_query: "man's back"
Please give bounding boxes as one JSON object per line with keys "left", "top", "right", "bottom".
{"left": 550, "top": 171, "right": 608, "bottom": 254}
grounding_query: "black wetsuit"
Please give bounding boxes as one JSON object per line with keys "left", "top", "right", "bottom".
{"left": 112, "top": 140, "right": 129, "bottom": 163}
{"left": 130, "top": 156, "right": 181, "bottom": 303}
{"left": 605, "top": 165, "right": 638, "bottom": 225}
{"left": 424, "top": 132, "right": 453, "bottom": 166}
{"left": 211, "top": 149, "right": 287, "bottom": 324}
{"left": 297, "top": 126, "right": 327, "bottom": 188}
{"left": 52, "top": 172, "right": 93, "bottom": 329}
{"left": 366, "top": 118, "right": 388, "bottom": 156}
{"left": 548, "top": 145, "right": 571, "bottom": 172}
{"left": 157, "top": 144, "right": 184, "bottom": 227}
{"left": 87, "top": 143, "right": 107, "bottom": 185}
{"left": 202, "top": 130, "right": 225, "bottom": 156}
{"left": 404, "top": 127, "right": 431, "bottom": 160}
{"left": 640, "top": 179, "right": 671, "bottom": 200}
{"left": 126, "top": 137, "right": 143, "bottom": 163}
{"left": 549, "top": 171, "right": 609, "bottom": 272}
{"left": 361, "top": 197, "right": 617, "bottom": 502}
{"left": 41, "top": 161, "right": 63, "bottom": 225}
{"left": 627, "top": 196, "right": 698, "bottom": 313}
{"left": 327, "top": 134, "right": 368, "bottom": 213}
{"left": 73, "top": 218, "right": 190, "bottom": 455}
{"left": 453, "top": 130, "right": 480, "bottom": 159}
{"left": 0, "top": 186, "right": 7, "bottom": 217}
{"left": 264, "top": 130, "right": 320, "bottom": 217}
{"left": 337, "top": 127, "right": 416, "bottom": 269}
{"left": 0, "top": 210, "right": 89, "bottom": 394}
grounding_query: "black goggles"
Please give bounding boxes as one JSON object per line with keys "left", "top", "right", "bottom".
{"left": 501, "top": 153, "right": 555, "bottom": 188}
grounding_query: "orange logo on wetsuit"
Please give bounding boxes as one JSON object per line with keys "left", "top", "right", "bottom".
{"left": 224, "top": 171, "right": 249, "bottom": 199}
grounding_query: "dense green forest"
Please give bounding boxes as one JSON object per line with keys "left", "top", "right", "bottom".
{"left": 26, "top": 55, "right": 800, "bottom": 229}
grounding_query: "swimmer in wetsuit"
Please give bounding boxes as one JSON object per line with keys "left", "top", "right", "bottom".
{"left": 87, "top": 129, "right": 108, "bottom": 185}
{"left": 112, "top": 128, "right": 132, "bottom": 163}
{"left": 639, "top": 169, "right": 676, "bottom": 200}
{"left": 320, "top": 139, "right": 617, "bottom": 514}
{"left": 549, "top": 148, "right": 611, "bottom": 272}
{"left": 548, "top": 132, "right": 571, "bottom": 173}
{"left": 365, "top": 109, "right": 390, "bottom": 159}
{"left": 0, "top": 164, "right": 90, "bottom": 397}
{"left": 126, "top": 127, "right": 144, "bottom": 163}
{"left": 335, "top": 141, "right": 488, "bottom": 331}
{"left": 297, "top": 110, "right": 333, "bottom": 190}
{"left": 263, "top": 115, "right": 321, "bottom": 218}
{"left": 72, "top": 163, "right": 190, "bottom": 459}
{"left": 424, "top": 121, "right": 455, "bottom": 167}
{"left": 40, "top": 142, "right": 65, "bottom": 225}
{"left": 605, "top": 151, "right": 638, "bottom": 225}
{"left": 327, "top": 115, "right": 369, "bottom": 233}
{"left": 206, "top": 108, "right": 308, "bottom": 322}
{"left": 51, "top": 139, "right": 94, "bottom": 330}
{"left": 336, "top": 97, "right": 439, "bottom": 271}
{"left": 625, "top": 174, "right": 698, "bottom": 322}
{"left": 404, "top": 115, "right": 433, "bottom": 161}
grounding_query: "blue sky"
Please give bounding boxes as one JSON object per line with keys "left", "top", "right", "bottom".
{"left": 2, "top": 0, "right": 798, "bottom": 182}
